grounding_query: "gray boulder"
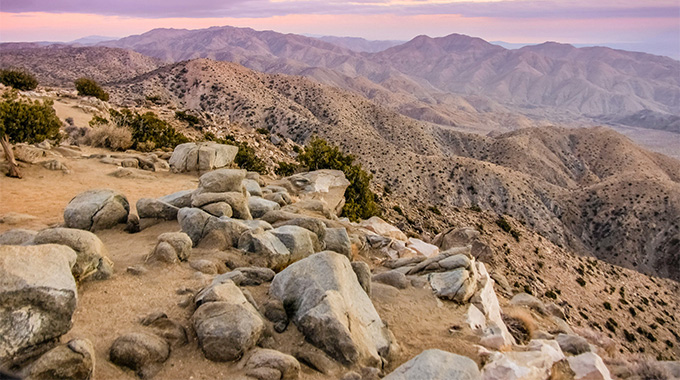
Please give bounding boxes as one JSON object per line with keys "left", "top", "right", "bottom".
{"left": 383, "top": 349, "right": 481, "bottom": 380}
{"left": 264, "top": 192, "right": 292, "bottom": 207}
{"left": 0, "top": 229, "right": 36, "bottom": 245}
{"left": 136, "top": 198, "right": 179, "bottom": 220}
{"left": 0, "top": 245, "right": 77, "bottom": 367}
{"left": 158, "top": 189, "right": 193, "bottom": 208}
{"left": 33, "top": 227, "right": 113, "bottom": 281}
{"left": 25, "top": 338, "right": 94, "bottom": 380}
{"left": 351, "top": 261, "right": 372, "bottom": 296}
{"left": 64, "top": 189, "right": 129, "bottom": 231}
{"left": 192, "top": 283, "right": 264, "bottom": 361}
{"left": 109, "top": 332, "right": 170, "bottom": 378}
{"left": 177, "top": 207, "right": 213, "bottom": 246}
{"left": 198, "top": 169, "right": 246, "bottom": 193}
{"left": 249, "top": 197, "right": 281, "bottom": 219}
{"left": 270, "top": 251, "right": 396, "bottom": 368}
{"left": 238, "top": 231, "right": 291, "bottom": 271}
{"left": 323, "top": 228, "right": 352, "bottom": 258}
{"left": 169, "top": 142, "right": 238, "bottom": 172}
{"left": 270, "top": 225, "right": 321, "bottom": 263}
{"left": 216, "top": 267, "right": 276, "bottom": 286}
{"left": 150, "top": 232, "right": 192, "bottom": 263}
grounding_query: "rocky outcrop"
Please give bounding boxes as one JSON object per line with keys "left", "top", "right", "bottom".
{"left": 567, "top": 352, "right": 612, "bottom": 380}
{"left": 192, "top": 280, "right": 265, "bottom": 362}
{"left": 63, "top": 189, "right": 129, "bottom": 231}
{"left": 0, "top": 245, "right": 77, "bottom": 367}
{"left": 168, "top": 142, "right": 238, "bottom": 172}
{"left": 270, "top": 251, "right": 396, "bottom": 368}
{"left": 33, "top": 227, "right": 113, "bottom": 281}
{"left": 273, "top": 170, "right": 350, "bottom": 216}
{"left": 383, "top": 349, "right": 481, "bottom": 380}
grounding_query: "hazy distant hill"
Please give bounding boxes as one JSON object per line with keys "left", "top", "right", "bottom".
{"left": 101, "top": 26, "right": 680, "bottom": 134}
{"left": 317, "top": 36, "right": 404, "bottom": 52}
{"left": 110, "top": 58, "right": 680, "bottom": 280}
{"left": 0, "top": 44, "right": 163, "bottom": 86}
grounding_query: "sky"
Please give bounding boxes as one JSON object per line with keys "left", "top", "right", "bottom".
{"left": 1, "top": 0, "right": 679, "bottom": 59}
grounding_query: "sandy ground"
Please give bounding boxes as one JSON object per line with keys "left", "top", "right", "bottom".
{"left": 0, "top": 149, "right": 482, "bottom": 379}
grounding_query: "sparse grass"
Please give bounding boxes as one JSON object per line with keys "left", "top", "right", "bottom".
{"left": 502, "top": 308, "right": 536, "bottom": 345}
{"left": 82, "top": 124, "right": 133, "bottom": 151}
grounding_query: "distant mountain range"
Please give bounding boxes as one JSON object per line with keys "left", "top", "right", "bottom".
{"left": 96, "top": 26, "right": 679, "bottom": 134}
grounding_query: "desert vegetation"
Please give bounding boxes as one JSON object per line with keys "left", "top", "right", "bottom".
{"left": 75, "top": 77, "right": 110, "bottom": 101}
{"left": 0, "top": 69, "right": 38, "bottom": 91}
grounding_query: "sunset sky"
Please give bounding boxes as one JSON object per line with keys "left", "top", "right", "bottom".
{"left": 1, "top": 0, "right": 678, "bottom": 58}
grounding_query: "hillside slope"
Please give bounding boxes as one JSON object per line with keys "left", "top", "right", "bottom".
{"left": 110, "top": 58, "right": 680, "bottom": 281}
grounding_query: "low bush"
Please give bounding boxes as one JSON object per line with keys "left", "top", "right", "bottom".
{"left": 75, "top": 78, "right": 109, "bottom": 101}
{"left": 0, "top": 92, "right": 61, "bottom": 144}
{"left": 82, "top": 124, "right": 133, "bottom": 151}
{"left": 275, "top": 161, "right": 298, "bottom": 176}
{"left": 502, "top": 309, "right": 535, "bottom": 345}
{"left": 0, "top": 69, "right": 38, "bottom": 91}
{"left": 175, "top": 110, "right": 201, "bottom": 128}
{"left": 109, "top": 109, "right": 188, "bottom": 151}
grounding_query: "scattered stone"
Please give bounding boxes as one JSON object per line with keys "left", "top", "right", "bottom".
{"left": 136, "top": 198, "right": 179, "bottom": 220}
{"left": 109, "top": 332, "right": 170, "bottom": 378}
{"left": 150, "top": 232, "right": 192, "bottom": 263}
{"left": 25, "top": 338, "right": 94, "bottom": 380}
{"left": 245, "top": 348, "right": 301, "bottom": 380}
{"left": 121, "top": 158, "right": 139, "bottom": 168}
{"left": 0, "top": 229, "right": 37, "bottom": 245}
{"left": 33, "top": 227, "right": 113, "bottom": 281}
{"left": 566, "top": 352, "right": 612, "bottom": 380}
{"left": 42, "top": 159, "right": 68, "bottom": 172}
{"left": 107, "top": 168, "right": 155, "bottom": 180}
{"left": 270, "top": 251, "right": 396, "bottom": 367}
{"left": 372, "top": 270, "right": 409, "bottom": 289}
{"left": 169, "top": 142, "right": 238, "bottom": 172}
{"left": 383, "top": 349, "right": 481, "bottom": 380}
{"left": 510, "top": 293, "right": 547, "bottom": 315}
{"left": 556, "top": 334, "right": 591, "bottom": 355}
{"left": 481, "top": 340, "right": 565, "bottom": 380}
{"left": 351, "top": 261, "right": 372, "bottom": 296}
{"left": 63, "top": 189, "right": 130, "bottom": 231}
{"left": 0, "top": 244, "right": 77, "bottom": 367}
{"left": 249, "top": 197, "right": 281, "bottom": 219}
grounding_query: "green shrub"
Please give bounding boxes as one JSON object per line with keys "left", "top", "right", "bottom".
{"left": 0, "top": 69, "right": 38, "bottom": 91}
{"left": 603, "top": 302, "right": 612, "bottom": 310}
{"left": 605, "top": 318, "right": 618, "bottom": 332}
{"left": 0, "top": 92, "right": 61, "bottom": 144}
{"left": 576, "top": 277, "right": 586, "bottom": 287}
{"left": 255, "top": 128, "right": 270, "bottom": 135}
{"left": 75, "top": 78, "right": 109, "bottom": 101}
{"left": 175, "top": 110, "right": 201, "bottom": 128}
{"left": 235, "top": 142, "right": 267, "bottom": 174}
{"left": 109, "top": 109, "right": 187, "bottom": 151}
{"left": 297, "top": 137, "right": 379, "bottom": 221}
{"left": 275, "top": 161, "right": 298, "bottom": 176}
{"left": 89, "top": 115, "right": 109, "bottom": 127}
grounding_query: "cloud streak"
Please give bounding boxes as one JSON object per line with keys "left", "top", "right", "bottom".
{"left": 1, "top": 0, "right": 677, "bottom": 19}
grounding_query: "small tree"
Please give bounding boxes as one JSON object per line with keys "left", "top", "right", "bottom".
{"left": 75, "top": 78, "right": 109, "bottom": 101}
{"left": 0, "top": 69, "right": 38, "bottom": 91}
{"left": 0, "top": 92, "right": 62, "bottom": 178}
{"left": 297, "top": 137, "right": 380, "bottom": 221}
